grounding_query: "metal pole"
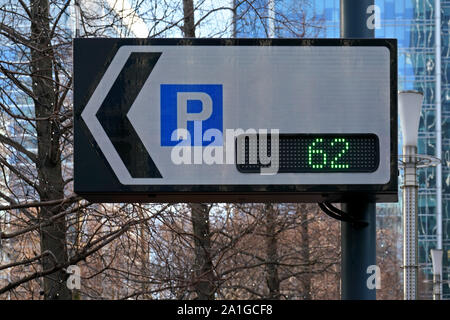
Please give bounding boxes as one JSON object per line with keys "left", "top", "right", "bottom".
{"left": 431, "top": 248, "right": 443, "bottom": 300}
{"left": 268, "top": 0, "right": 275, "bottom": 38}
{"left": 341, "top": 201, "right": 377, "bottom": 299}
{"left": 433, "top": 273, "right": 441, "bottom": 300}
{"left": 402, "top": 145, "right": 418, "bottom": 300}
{"left": 434, "top": 0, "right": 443, "bottom": 298}
{"left": 74, "top": 0, "right": 81, "bottom": 38}
{"left": 340, "top": 0, "right": 376, "bottom": 300}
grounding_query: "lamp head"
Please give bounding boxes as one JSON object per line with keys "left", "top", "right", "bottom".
{"left": 398, "top": 90, "right": 423, "bottom": 147}
{"left": 430, "top": 249, "right": 443, "bottom": 275}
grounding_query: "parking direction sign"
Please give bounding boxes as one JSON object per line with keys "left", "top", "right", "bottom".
{"left": 74, "top": 38, "right": 397, "bottom": 203}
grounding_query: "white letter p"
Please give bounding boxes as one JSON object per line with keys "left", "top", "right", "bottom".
{"left": 177, "top": 92, "right": 213, "bottom": 131}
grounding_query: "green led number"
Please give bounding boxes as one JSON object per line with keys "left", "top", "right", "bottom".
{"left": 308, "top": 137, "right": 349, "bottom": 169}
{"left": 330, "top": 138, "right": 349, "bottom": 169}
{"left": 308, "top": 138, "right": 327, "bottom": 169}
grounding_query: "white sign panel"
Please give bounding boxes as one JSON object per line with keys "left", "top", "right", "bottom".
{"left": 74, "top": 39, "right": 397, "bottom": 202}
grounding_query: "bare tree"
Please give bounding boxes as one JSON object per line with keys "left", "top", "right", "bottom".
{"left": 190, "top": 204, "right": 216, "bottom": 299}
{"left": 298, "top": 204, "right": 311, "bottom": 299}
{"left": 29, "top": 0, "right": 71, "bottom": 299}
{"left": 264, "top": 203, "right": 280, "bottom": 299}
{"left": 0, "top": 0, "right": 76, "bottom": 299}
{"left": 0, "top": 0, "right": 171, "bottom": 299}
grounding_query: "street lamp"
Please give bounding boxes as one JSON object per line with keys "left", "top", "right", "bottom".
{"left": 430, "top": 249, "right": 443, "bottom": 300}
{"left": 398, "top": 90, "right": 423, "bottom": 300}
{"left": 398, "top": 91, "right": 441, "bottom": 300}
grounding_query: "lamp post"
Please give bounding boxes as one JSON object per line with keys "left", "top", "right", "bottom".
{"left": 398, "top": 91, "right": 423, "bottom": 300}
{"left": 399, "top": 91, "right": 442, "bottom": 300}
{"left": 430, "top": 249, "right": 443, "bottom": 300}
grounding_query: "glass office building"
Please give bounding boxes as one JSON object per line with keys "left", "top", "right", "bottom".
{"left": 314, "top": 0, "right": 449, "bottom": 299}
{"left": 237, "top": 0, "right": 449, "bottom": 299}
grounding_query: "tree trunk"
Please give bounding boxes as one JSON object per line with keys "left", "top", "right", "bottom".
{"left": 298, "top": 204, "right": 311, "bottom": 299}
{"left": 265, "top": 203, "right": 280, "bottom": 299}
{"left": 232, "top": 0, "right": 237, "bottom": 37}
{"left": 30, "top": 0, "right": 71, "bottom": 300}
{"left": 190, "top": 204, "right": 215, "bottom": 300}
{"left": 182, "top": 0, "right": 215, "bottom": 300}
{"left": 183, "top": 0, "right": 195, "bottom": 37}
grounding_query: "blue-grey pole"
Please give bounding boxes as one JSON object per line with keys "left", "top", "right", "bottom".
{"left": 340, "top": 0, "right": 377, "bottom": 300}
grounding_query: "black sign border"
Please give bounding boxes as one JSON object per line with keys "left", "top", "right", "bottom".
{"left": 74, "top": 38, "right": 398, "bottom": 203}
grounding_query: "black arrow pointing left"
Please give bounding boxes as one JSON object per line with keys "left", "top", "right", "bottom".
{"left": 96, "top": 52, "right": 162, "bottom": 178}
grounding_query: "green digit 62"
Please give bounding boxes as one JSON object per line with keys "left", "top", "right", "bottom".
{"left": 308, "top": 138, "right": 349, "bottom": 169}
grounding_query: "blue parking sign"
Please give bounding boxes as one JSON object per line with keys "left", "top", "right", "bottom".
{"left": 160, "top": 84, "right": 223, "bottom": 146}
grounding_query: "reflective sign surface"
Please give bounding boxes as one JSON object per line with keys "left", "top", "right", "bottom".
{"left": 74, "top": 38, "right": 397, "bottom": 202}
